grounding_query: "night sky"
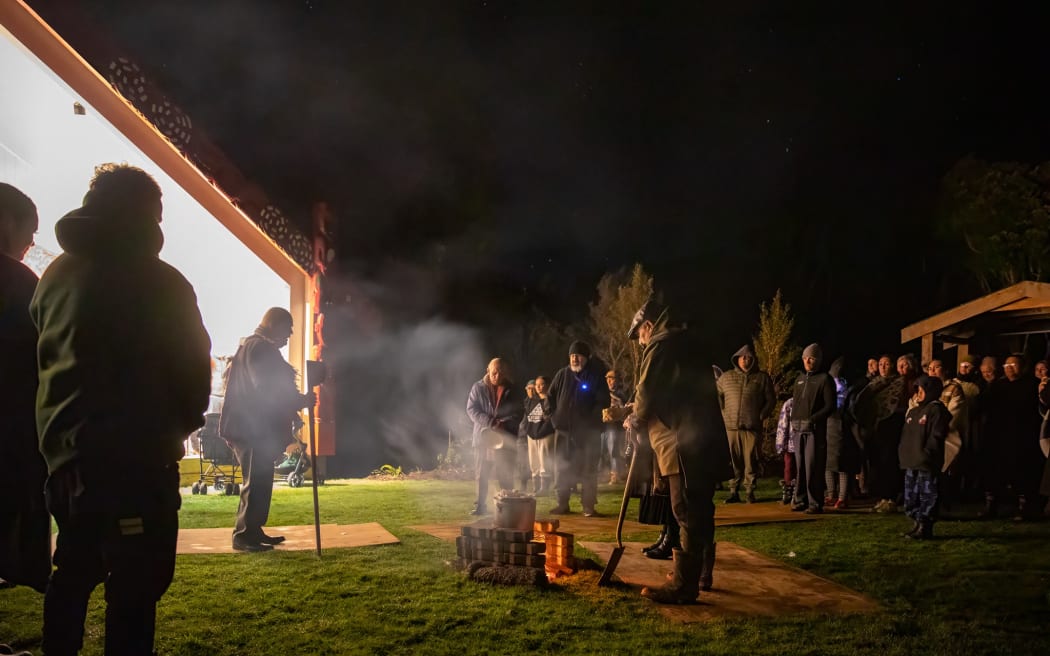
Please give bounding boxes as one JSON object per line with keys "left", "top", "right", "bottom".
{"left": 33, "top": 0, "right": 1050, "bottom": 365}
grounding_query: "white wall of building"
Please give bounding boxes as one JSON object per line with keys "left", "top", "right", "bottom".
{"left": 1, "top": 24, "right": 290, "bottom": 359}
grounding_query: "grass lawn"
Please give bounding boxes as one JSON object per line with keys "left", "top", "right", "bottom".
{"left": 3, "top": 478, "right": 1050, "bottom": 655}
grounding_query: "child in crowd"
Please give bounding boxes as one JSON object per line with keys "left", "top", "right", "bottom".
{"left": 899, "top": 375, "right": 950, "bottom": 540}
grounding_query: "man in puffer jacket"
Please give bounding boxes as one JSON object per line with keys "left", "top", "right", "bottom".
{"left": 716, "top": 344, "right": 775, "bottom": 503}
{"left": 898, "top": 375, "right": 950, "bottom": 540}
{"left": 31, "top": 164, "right": 212, "bottom": 656}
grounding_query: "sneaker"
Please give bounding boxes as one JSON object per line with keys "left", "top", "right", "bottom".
{"left": 609, "top": 472, "right": 620, "bottom": 484}
{"left": 257, "top": 533, "right": 286, "bottom": 545}
{"left": 791, "top": 503, "right": 807, "bottom": 512}
{"left": 878, "top": 500, "right": 898, "bottom": 514}
{"left": 469, "top": 505, "right": 487, "bottom": 516}
{"left": 803, "top": 506, "right": 823, "bottom": 515}
{"left": 745, "top": 491, "right": 757, "bottom": 504}
{"left": 870, "top": 499, "right": 886, "bottom": 513}
{"left": 833, "top": 499, "right": 848, "bottom": 510}
{"left": 549, "top": 505, "right": 570, "bottom": 515}
{"left": 723, "top": 493, "right": 742, "bottom": 504}
{"left": 582, "top": 509, "right": 601, "bottom": 518}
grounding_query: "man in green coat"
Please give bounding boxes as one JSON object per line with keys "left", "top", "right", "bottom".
{"left": 626, "top": 299, "right": 731, "bottom": 603}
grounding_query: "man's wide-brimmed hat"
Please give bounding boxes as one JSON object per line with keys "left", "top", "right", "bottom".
{"left": 627, "top": 299, "right": 665, "bottom": 340}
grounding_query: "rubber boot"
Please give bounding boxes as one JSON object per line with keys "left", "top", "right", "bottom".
{"left": 641, "top": 526, "right": 667, "bottom": 554}
{"left": 641, "top": 548, "right": 701, "bottom": 604}
{"left": 699, "top": 541, "right": 716, "bottom": 591}
{"left": 645, "top": 521, "right": 679, "bottom": 560}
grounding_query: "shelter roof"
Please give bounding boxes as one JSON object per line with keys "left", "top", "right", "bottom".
{"left": 9, "top": 0, "right": 314, "bottom": 275}
{"left": 900, "top": 280, "right": 1050, "bottom": 344}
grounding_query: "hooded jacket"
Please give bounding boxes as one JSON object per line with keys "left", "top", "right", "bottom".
{"left": 716, "top": 345, "right": 775, "bottom": 431}
{"left": 632, "top": 308, "right": 732, "bottom": 483}
{"left": 519, "top": 393, "right": 554, "bottom": 439}
{"left": 789, "top": 350, "right": 836, "bottom": 433}
{"left": 898, "top": 376, "right": 950, "bottom": 471}
{"left": 31, "top": 209, "right": 212, "bottom": 474}
{"left": 546, "top": 356, "right": 610, "bottom": 434}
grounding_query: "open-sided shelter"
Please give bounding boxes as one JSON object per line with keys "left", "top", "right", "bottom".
{"left": 900, "top": 280, "right": 1050, "bottom": 363}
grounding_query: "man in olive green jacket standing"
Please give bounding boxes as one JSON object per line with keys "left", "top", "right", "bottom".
{"left": 716, "top": 344, "right": 775, "bottom": 503}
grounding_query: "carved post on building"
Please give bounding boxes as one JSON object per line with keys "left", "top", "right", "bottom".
{"left": 310, "top": 201, "right": 338, "bottom": 480}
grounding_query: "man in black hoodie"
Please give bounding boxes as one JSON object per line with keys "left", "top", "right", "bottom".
{"left": 546, "top": 341, "right": 610, "bottom": 516}
{"left": 31, "top": 164, "right": 212, "bottom": 656}
{"left": 789, "top": 343, "right": 837, "bottom": 513}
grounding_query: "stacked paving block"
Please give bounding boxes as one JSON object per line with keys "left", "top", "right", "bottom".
{"left": 457, "top": 519, "right": 578, "bottom": 582}
{"left": 534, "top": 520, "right": 575, "bottom": 578}
{"left": 457, "top": 525, "right": 546, "bottom": 574}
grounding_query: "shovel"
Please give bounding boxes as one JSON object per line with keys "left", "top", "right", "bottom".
{"left": 598, "top": 428, "right": 638, "bottom": 587}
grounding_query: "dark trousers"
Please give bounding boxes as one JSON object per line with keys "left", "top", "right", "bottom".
{"left": 667, "top": 474, "right": 715, "bottom": 556}
{"left": 870, "top": 416, "right": 903, "bottom": 500}
{"left": 794, "top": 430, "right": 827, "bottom": 509}
{"left": 552, "top": 429, "right": 600, "bottom": 510}
{"left": 232, "top": 442, "right": 276, "bottom": 541}
{"left": 43, "top": 462, "right": 180, "bottom": 656}
{"left": 474, "top": 446, "right": 514, "bottom": 509}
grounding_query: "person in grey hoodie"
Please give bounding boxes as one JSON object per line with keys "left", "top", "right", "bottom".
{"left": 789, "top": 343, "right": 837, "bottom": 513}
{"left": 716, "top": 344, "right": 775, "bottom": 503}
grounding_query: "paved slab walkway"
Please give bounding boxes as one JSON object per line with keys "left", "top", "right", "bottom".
{"left": 408, "top": 500, "right": 821, "bottom": 541}
{"left": 174, "top": 522, "right": 399, "bottom": 554}
{"left": 582, "top": 540, "right": 880, "bottom": 622}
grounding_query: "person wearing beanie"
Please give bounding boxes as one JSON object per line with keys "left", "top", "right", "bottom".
{"left": 545, "top": 340, "right": 609, "bottom": 516}
{"left": 31, "top": 164, "right": 212, "bottom": 655}
{"left": 221, "top": 307, "right": 315, "bottom": 549}
{"left": 788, "top": 343, "right": 837, "bottom": 513}
{"left": 625, "top": 299, "right": 731, "bottom": 603}
{"left": 716, "top": 344, "right": 775, "bottom": 504}
{"left": 898, "top": 375, "right": 951, "bottom": 539}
